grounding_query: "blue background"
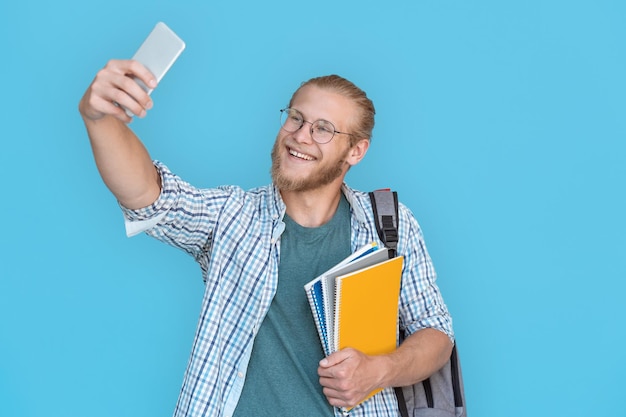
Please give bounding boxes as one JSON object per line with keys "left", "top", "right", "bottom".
{"left": 1, "top": 1, "right": 624, "bottom": 416}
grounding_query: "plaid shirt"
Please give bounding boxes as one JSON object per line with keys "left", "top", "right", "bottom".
{"left": 122, "top": 161, "right": 453, "bottom": 417}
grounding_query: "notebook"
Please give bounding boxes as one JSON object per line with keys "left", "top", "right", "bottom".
{"left": 333, "top": 255, "right": 403, "bottom": 355}
{"left": 304, "top": 243, "right": 404, "bottom": 398}
{"left": 333, "top": 255, "right": 404, "bottom": 403}
{"left": 304, "top": 243, "right": 396, "bottom": 355}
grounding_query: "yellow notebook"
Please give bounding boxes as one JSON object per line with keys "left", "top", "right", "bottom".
{"left": 304, "top": 243, "right": 392, "bottom": 356}
{"left": 333, "top": 255, "right": 404, "bottom": 402}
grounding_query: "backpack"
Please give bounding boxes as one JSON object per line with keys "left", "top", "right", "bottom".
{"left": 369, "top": 189, "right": 467, "bottom": 417}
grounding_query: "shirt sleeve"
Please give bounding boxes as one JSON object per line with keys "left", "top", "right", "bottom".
{"left": 120, "top": 160, "right": 232, "bottom": 261}
{"left": 397, "top": 204, "right": 455, "bottom": 342}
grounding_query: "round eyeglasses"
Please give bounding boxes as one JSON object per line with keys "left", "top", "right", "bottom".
{"left": 279, "top": 108, "right": 353, "bottom": 144}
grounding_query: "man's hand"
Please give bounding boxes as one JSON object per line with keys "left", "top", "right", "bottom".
{"left": 318, "top": 348, "right": 387, "bottom": 409}
{"left": 79, "top": 59, "right": 156, "bottom": 123}
{"left": 317, "top": 329, "right": 453, "bottom": 410}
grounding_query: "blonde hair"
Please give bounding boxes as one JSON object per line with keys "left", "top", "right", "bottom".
{"left": 289, "top": 75, "right": 376, "bottom": 145}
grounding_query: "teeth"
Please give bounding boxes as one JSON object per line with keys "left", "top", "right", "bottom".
{"left": 289, "top": 149, "right": 314, "bottom": 161}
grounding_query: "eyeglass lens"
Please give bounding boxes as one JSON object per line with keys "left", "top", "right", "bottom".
{"left": 280, "top": 108, "right": 336, "bottom": 144}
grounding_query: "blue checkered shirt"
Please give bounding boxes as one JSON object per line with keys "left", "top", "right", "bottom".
{"left": 121, "top": 161, "right": 453, "bottom": 417}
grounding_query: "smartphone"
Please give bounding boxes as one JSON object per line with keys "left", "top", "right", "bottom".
{"left": 123, "top": 22, "right": 186, "bottom": 116}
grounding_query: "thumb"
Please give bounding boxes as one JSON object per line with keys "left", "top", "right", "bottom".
{"left": 319, "top": 349, "right": 351, "bottom": 368}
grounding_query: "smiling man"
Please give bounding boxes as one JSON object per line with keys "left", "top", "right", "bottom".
{"left": 79, "top": 60, "right": 454, "bottom": 417}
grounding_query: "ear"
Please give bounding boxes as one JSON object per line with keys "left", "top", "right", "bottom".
{"left": 345, "top": 138, "right": 370, "bottom": 166}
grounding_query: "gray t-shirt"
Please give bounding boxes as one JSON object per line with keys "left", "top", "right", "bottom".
{"left": 233, "top": 195, "right": 351, "bottom": 416}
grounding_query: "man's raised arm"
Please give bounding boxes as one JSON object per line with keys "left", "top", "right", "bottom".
{"left": 78, "top": 59, "right": 161, "bottom": 210}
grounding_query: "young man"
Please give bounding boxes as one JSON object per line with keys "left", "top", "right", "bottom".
{"left": 79, "top": 59, "right": 454, "bottom": 417}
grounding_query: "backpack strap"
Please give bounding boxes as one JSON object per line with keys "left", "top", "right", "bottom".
{"left": 369, "top": 188, "right": 466, "bottom": 417}
{"left": 369, "top": 189, "right": 408, "bottom": 416}
{"left": 369, "top": 189, "right": 399, "bottom": 257}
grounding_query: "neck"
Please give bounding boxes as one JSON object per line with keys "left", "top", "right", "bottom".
{"left": 280, "top": 182, "right": 344, "bottom": 228}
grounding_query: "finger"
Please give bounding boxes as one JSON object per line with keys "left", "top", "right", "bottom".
{"left": 110, "top": 74, "right": 154, "bottom": 116}
{"left": 319, "top": 349, "right": 352, "bottom": 368}
{"left": 125, "top": 59, "right": 158, "bottom": 91}
{"left": 104, "top": 59, "right": 157, "bottom": 90}
{"left": 80, "top": 84, "right": 129, "bottom": 123}
{"left": 318, "top": 362, "right": 340, "bottom": 378}
{"left": 322, "top": 386, "right": 359, "bottom": 409}
{"left": 323, "top": 391, "right": 346, "bottom": 408}
{"left": 124, "top": 62, "right": 156, "bottom": 106}
{"left": 103, "top": 60, "right": 156, "bottom": 114}
{"left": 106, "top": 86, "right": 147, "bottom": 119}
{"left": 111, "top": 87, "right": 150, "bottom": 118}
{"left": 319, "top": 366, "right": 351, "bottom": 391}
{"left": 91, "top": 95, "right": 133, "bottom": 123}
{"left": 322, "top": 384, "right": 345, "bottom": 401}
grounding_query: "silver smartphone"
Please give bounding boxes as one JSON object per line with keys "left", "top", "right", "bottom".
{"left": 124, "top": 22, "right": 186, "bottom": 115}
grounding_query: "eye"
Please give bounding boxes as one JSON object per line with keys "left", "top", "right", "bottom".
{"left": 288, "top": 111, "right": 303, "bottom": 124}
{"left": 315, "top": 121, "right": 334, "bottom": 134}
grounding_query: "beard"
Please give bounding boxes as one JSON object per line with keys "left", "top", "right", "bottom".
{"left": 270, "top": 137, "right": 349, "bottom": 192}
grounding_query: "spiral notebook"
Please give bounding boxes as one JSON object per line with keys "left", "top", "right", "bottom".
{"left": 304, "top": 245, "right": 403, "bottom": 406}
{"left": 303, "top": 242, "right": 403, "bottom": 357}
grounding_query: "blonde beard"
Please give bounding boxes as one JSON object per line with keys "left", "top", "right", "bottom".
{"left": 270, "top": 140, "right": 349, "bottom": 192}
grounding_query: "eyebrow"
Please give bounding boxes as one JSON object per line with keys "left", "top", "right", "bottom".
{"left": 292, "top": 108, "right": 336, "bottom": 126}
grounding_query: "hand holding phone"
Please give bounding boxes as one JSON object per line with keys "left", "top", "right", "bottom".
{"left": 122, "top": 22, "right": 186, "bottom": 116}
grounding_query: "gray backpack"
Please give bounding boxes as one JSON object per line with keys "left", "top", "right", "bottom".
{"left": 369, "top": 190, "right": 467, "bottom": 417}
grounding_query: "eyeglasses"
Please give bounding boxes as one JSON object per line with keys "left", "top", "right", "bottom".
{"left": 279, "top": 108, "right": 353, "bottom": 144}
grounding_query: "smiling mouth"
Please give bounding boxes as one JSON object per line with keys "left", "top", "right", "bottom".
{"left": 289, "top": 147, "right": 315, "bottom": 161}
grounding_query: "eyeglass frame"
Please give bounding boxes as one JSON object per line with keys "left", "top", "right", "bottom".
{"left": 279, "top": 108, "right": 354, "bottom": 144}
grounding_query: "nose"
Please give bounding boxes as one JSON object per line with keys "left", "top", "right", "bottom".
{"left": 292, "top": 120, "right": 315, "bottom": 144}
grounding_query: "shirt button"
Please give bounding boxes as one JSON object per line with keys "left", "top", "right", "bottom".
{"left": 238, "top": 372, "right": 244, "bottom": 378}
